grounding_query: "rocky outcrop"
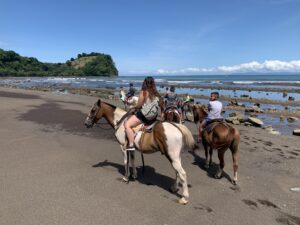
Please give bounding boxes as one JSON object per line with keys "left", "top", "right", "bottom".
{"left": 248, "top": 117, "right": 264, "bottom": 127}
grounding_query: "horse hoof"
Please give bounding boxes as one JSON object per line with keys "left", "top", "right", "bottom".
{"left": 178, "top": 197, "right": 188, "bottom": 205}
{"left": 122, "top": 176, "right": 129, "bottom": 183}
{"left": 214, "top": 174, "right": 223, "bottom": 179}
{"left": 232, "top": 180, "right": 237, "bottom": 185}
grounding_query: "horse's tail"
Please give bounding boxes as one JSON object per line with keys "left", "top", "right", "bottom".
{"left": 175, "top": 123, "right": 197, "bottom": 150}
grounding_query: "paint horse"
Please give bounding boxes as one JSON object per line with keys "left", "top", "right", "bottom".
{"left": 164, "top": 107, "right": 182, "bottom": 124}
{"left": 193, "top": 104, "right": 240, "bottom": 185}
{"left": 119, "top": 89, "right": 138, "bottom": 111}
{"left": 85, "top": 99, "right": 196, "bottom": 204}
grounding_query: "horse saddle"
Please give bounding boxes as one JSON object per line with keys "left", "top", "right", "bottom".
{"left": 141, "top": 121, "right": 159, "bottom": 133}
{"left": 204, "top": 119, "right": 226, "bottom": 134}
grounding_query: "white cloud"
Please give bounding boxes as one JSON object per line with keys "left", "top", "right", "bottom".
{"left": 153, "top": 60, "right": 300, "bottom": 75}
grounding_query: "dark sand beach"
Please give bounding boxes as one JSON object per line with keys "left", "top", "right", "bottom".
{"left": 1, "top": 86, "right": 300, "bottom": 225}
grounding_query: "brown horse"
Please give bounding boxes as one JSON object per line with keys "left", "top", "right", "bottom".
{"left": 85, "top": 99, "right": 196, "bottom": 204}
{"left": 193, "top": 104, "right": 240, "bottom": 185}
{"left": 164, "top": 107, "right": 182, "bottom": 123}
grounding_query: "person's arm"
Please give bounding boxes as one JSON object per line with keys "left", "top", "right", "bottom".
{"left": 135, "top": 90, "right": 145, "bottom": 109}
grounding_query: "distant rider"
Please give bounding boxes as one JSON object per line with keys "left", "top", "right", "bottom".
{"left": 162, "top": 85, "right": 183, "bottom": 121}
{"left": 126, "top": 83, "right": 136, "bottom": 102}
{"left": 198, "top": 92, "right": 223, "bottom": 142}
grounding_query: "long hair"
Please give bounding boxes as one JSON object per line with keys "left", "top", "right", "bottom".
{"left": 141, "top": 76, "right": 164, "bottom": 109}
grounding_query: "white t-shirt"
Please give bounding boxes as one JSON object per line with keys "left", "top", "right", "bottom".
{"left": 207, "top": 100, "right": 223, "bottom": 119}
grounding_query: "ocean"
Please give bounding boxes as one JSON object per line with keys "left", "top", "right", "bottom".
{"left": 1, "top": 74, "right": 299, "bottom": 135}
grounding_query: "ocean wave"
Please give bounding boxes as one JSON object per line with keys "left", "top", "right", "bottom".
{"left": 167, "top": 80, "right": 194, "bottom": 84}
{"left": 86, "top": 79, "right": 104, "bottom": 82}
{"left": 233, "top": 81, "right": 255, "bottom": 84}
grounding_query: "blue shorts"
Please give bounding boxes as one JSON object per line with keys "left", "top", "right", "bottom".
{"left": 203, "top": 118, "right": 213, "bottom": 126}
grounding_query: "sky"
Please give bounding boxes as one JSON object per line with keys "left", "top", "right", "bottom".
{"left": 1, "top": 0, "right": 300, "bottom": 75}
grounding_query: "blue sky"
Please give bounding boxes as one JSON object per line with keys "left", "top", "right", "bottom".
{"left": 1, "top": 0, "right": 300, "bottom": 75}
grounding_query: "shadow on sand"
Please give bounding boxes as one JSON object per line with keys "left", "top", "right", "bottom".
{"left": 92, "top": 160, "right": 181, "bottom": 198}
{"left": 18, "top": 101, "right": 115, "bottom": 140}
{"left": 189, "top": 144, "right": 233, "bottom": 184}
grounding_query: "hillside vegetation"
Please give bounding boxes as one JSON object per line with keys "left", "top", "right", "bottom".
{"left": 0, "top": 49, "right": 118, "bottom": 76}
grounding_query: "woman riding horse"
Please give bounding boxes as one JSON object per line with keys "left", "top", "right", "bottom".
{"left": 124, "top": 77, "right": 164, "bottom": 151}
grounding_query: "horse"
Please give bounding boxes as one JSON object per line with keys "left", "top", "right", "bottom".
{"left": 119, "top": 89, "right": 138, "bottom": 111}
{"left": 178, "top": 99, "right": 194, "bottom": 122}
{"left": 193, "top": 104, "right": 240, "bottom": 185}
{"left": 164, "top": 107, "right": 182, "bottom": 124}
{"left": 85, "top": 99, "right": 196, "bottom": 204}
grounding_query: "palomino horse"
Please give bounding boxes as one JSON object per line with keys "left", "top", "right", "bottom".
{"left": 119, "top": 89, "right": 138, "bottom": 111}
{"left": 85, "top": 99, "right": 196, "bottom": 204}
{"left": 164, "top": 107, "right": 182, "bottom": 124}
{"left": 193, "top": 104, "right": 240, "bottom": 185}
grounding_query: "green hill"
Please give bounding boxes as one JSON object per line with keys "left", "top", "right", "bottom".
{"left": 0, "top": 49, "right": 118, "bottom": 77}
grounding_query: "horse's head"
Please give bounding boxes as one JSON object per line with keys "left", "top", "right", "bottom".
{"left": 84, "top": 99, "right": 103, "bottom": 128}
{"left": 193, "top": 104, "right": 207, "bottom": 123}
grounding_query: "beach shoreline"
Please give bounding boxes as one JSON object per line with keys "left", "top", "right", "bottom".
{"left": 0, "top": 86, "right": 300, "bottom": 225}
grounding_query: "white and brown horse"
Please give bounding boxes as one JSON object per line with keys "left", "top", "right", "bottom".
{"left": 193, "top": 104, "right": 240, "bottom": 185}
{"left": 85, "top": 99, "right": 196, "bottom": 204}
{"left": 119, "top": 89, "right": 138, "bottom": 111}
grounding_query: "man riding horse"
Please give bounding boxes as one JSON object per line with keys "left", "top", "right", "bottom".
{"left": 198, "top": 92, "right": 223, "bottom": 142}
{"left": 193, "top": 92, "right": 240, "bottom": 184}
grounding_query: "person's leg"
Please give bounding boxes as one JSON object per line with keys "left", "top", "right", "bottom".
{"left": 124, "top": 115, "right": 141, "bottom": 148}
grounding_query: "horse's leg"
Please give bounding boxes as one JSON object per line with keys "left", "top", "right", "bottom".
{"left": 215, "top": 148, "right": 227, "bottom": 179}
{"left": 203, "top": 142, "right": 210, "bottom": 169}
{"left": 170, "top": 172, "right": 179, "bottom": 193}
{"left": 230, "top": 135, "right": 240, "bottom": 185}
{"left": 171, "top": 159, "right": 189, "bottom": 204}
{"left": 169, "top": 156, "right": 181, "bottom": 193}
{"left": 209, "top": 147, "right": 213, "bottom": 167}
{"left": 120, "top": 145, "right": 129, "bottom": 182}
{"left": 129, "top": 151, "right": 137, "bottom": 179}
{"left": 202, "top": 139, "right": 211, "bottom": 169}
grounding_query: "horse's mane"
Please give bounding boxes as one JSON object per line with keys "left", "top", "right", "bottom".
{"left": 193, "top": 104, "right": 207, "bottom": 123}
{"left": 102, "top": 100, "right": 117, "bottom": 109}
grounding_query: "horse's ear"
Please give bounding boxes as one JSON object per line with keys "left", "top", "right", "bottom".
{"left": 97, "top": 99, "right": 101, "bottom": 106}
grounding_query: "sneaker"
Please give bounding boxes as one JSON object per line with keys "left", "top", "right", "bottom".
{"left": 126, "top": 146, "right": 135, "bottom": 151}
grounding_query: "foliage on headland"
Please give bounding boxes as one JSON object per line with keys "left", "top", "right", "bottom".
{"left": 0, "top": 49, "right": 118, "bottom": 76}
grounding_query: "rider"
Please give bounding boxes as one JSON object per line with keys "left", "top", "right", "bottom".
{"left": 126, "top": 83, "right": 136, "bottom": 102}
{"left": 124, "top": 77, "right": 163, "bottom": 151}
{"left": 162, "top": 85, "right": 182, "bottom": 121}
{"left": 198, "top": 91, "right": 223, "bottom": 142}
{"left": 163, "top": 86, "right": 170, "bottom": 105}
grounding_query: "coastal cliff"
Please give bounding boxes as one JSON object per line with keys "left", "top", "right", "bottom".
{"left": 0, "top": 49, "right": 118, "bottom": 77}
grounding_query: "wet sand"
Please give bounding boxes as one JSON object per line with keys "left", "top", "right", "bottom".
{"left": 0, "top": 86, "right": 300, "bottom": 225}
